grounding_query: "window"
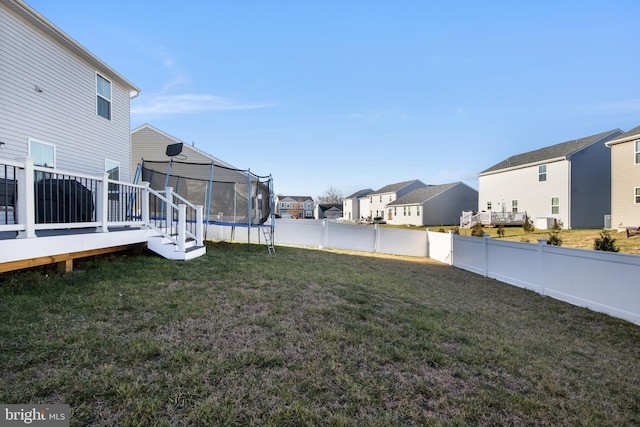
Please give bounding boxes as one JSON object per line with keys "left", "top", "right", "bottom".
{"left": 512, "top": 200, "right": 518, "bottom": 213}
{"left": 635, "top": 188, "right": 640, "bottom": 204}
{"left": 551, "top": 197, "right": 559, "bottom": 214}
{"left": 29, "top": 139, "right": 55, "bottom": 168}
{"left": 635, "top": 140, "right": 640, "bottom": 164}
{"left": 379, "top": 195, "right": 382, "bottom": 202}
{"left": 487, "top": 201, "right": 492, "bottom": 211}
{"left": 106, "top": 160, "right": 120, "bottom": 201}
{"left": 96, "top": 74, "right": 111, "bottom": 120}
{"left": 403, "top": 206, "right": 407, "bottom": 216}
{"left": 538, "top": 164, "right": 547, "bottom": 181}
{"left": 416, "top": 205, "right": 420, "bottom": 216}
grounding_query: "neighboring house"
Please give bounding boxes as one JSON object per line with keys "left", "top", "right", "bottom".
{"left": 605, "top": 125, "right": 640, "bottom": 230}
{"left": 478, "top": 129, "right": 623, "bottom": 229}
{"left": 387, "top": 182, "right": 478, "bottom": 226}
{"left": 0, "top": 0, "right": 139, "bottom": 181}
{"left": 275, "top": 196, "right": 314, "bottom": 219}
{"left": 315, "top": 204, "right": 343, "bottom": 220}
{"left": 362, "top": 179, "right": 427, "bottom": 221}
{"left": 342, "top": 188, "right": 373, "bottom": 221}
{"left": 131, "top": 123, "right": 239, "bottom": 179}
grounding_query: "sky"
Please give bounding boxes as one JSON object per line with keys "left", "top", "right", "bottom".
{"left": 25, "top": 0, "right": 640, "bottom": 199}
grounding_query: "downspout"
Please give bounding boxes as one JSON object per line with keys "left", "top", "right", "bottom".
{"left": 567, "top": 158, "right": 571, "bottom": 229}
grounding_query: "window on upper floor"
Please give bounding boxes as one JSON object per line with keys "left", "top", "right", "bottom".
{"left": 487, "top": 201, "right": 492, "bottom": 211}
{"left": 512, "top": 200, "right": 518, "bottom": 213}
{"left": 635, "top": 187, "right": 640, "bottom": 204}
{"left": 551, "top": 197, "right": 559, "bottom": 214}
{"left": 379, "top": 195, "right": 382, "bottom": 202}
{"left": 635, "top": 140, "right": 640, "bottom": 164}
{"left": 416, "top": 205, "right": 420, "bottom": 216}
{"left": 538, "top": 164, "right": 547, "bottom": 182}
{"left": 97, "top": 74, "right": 112, "bottom": 120}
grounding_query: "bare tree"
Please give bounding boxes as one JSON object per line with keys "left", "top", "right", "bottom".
{"left": 317, "top": 186, "right": 343, "bottom": 204}
{"left": 288, "top": 201, "right": 303, "bottom": 219}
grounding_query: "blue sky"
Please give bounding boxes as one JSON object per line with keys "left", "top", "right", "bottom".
{"left": 27, "top": 0, "right": 640, "bottom": 199}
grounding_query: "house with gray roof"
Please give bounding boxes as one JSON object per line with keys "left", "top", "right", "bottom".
{"left": 605, "top": 125, "right": 640, "bottom": 230}
{"left": 342, "top": 188, "right": 373, "bottom": 221}
{"left": 360, "top": 179, "right": 426, "bottom": 222}
{"left": 478, "top": 129, "right": 623, "bottom": 229}
{"left": 387, "top": 182, "right": 478, "bottom": 226}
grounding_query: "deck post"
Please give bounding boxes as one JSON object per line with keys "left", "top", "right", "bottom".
{"left": 196, "top": 205, "right": 204, "bottom": 246}
{"left": 96, "top": 172, "right": 109, "bottom": 232}
{"left": 16, "top": 157, "right": 36, "bottom": 239}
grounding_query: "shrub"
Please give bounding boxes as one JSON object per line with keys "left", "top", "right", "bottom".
{"left": 547, "top": 219, "right": 562, "bottom": 246}
{"left": 471, "top": 222, "right": 484, "bottom": 237}
{"left": 497, "top": 224, "right": 505, "bottom": 238}
{"left": 593, "top": 230, "right": 619, "bottom": 252}
{"left": 522, "top": 215, "right": 535, "bottom": 233}
{"left": 451, "top": 227, "right": 460, "bottom": 235}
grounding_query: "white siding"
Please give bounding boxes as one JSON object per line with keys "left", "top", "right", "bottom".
{"left": 0, "top": 4, "right": 132, "bottom": 180}
{"left": 479, "top": 160, "right": 570, "bottom": 227}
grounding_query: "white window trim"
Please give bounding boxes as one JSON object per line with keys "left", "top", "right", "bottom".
{"left": 635, "top": 187, "right": 640, "bottom": 204}
{"left": 28, "top": 138, "right": 56, "bottom": 168}
{"left": 635, "top": 140, "right": 640, "bottom": 165}
{"left": 96, "top": 72, "right": 112, "bottom": 120}
{"left": 551, "top": 197, "right": 560, "bottom": 214}
{"left": 538, "top": 164, "right": 547, "bottom": 182}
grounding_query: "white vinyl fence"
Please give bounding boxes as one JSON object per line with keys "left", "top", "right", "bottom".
{"left": 207, "top": 219, "right": 640, "bottom": 325}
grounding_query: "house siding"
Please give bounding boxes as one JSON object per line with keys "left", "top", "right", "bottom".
{"left": 0, "top": 4, "right": 133, "bottom": 180}
{"left": 610, "top": 140, "right": 640, "bottom": 228}
{"left": 423, "top": 185, "right": 478, "bottom": 226}
{"left": 569, "top": 140, "right": 611, "bottom": 228}
{"left": 479, "top": 160, "right": 570, "bottom": 227}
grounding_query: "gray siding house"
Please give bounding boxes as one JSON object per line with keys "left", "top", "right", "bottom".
{"left": 387, "top": 182, "right": 478, "bottom": 226}
{"left": 478, "top": 129, "right": 622, "bottom": 229}
{"left": 364, "top": 179, "right": 427, "bottom": 221}
{"left": 0, "top": 0, "right": 139, "bottom": 180}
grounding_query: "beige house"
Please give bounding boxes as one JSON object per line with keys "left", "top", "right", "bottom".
{"left": 605, "top": 125, "right": 640, "bottom": 230}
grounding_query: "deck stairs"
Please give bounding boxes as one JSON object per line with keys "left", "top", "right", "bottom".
{"left": 147, "top": 231, "right": 205, "bottom": 260}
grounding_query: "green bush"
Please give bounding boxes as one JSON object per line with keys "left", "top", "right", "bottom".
{"left": 547, "top": 219, "right": 562, "bottom": 246}
{"left": 593, "top": 230, "right": 619, "bottom": 252}
{"left": 471, "top": 222, "right": 484, "bottom": 237}
{"left": 497, "top": 224, "right": 505, "bottom": 238}
{"left": 522, "top": 215, "right": 535, "bottom": 233}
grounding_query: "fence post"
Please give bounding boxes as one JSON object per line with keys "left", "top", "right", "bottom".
{"left": 448, "top": 230, "right": 455, "bottom": 265}
{"left": 196, "top": 205, "right": 204, "bottom": 246}
{"left": 96, "top": 172, "right": 109, "bottom": 232}
{"left": 16, "top": 157, "right": 36, "bottom": 239}
{"left": 537, "top": 238, "right": 547, "bottom": 295}
{"left": 322, "top": 219, "right": 328, "bottom": 248}
{"left": 374, "top": 223, "right": 380, "bottom": 253}
{"left": 425, "top": 228, "right": 430, "bottom": 258}
{"left": 483, "top": 233, "right": 490, "bottom": 277}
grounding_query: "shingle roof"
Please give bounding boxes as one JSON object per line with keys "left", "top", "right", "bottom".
{"left": 605, "top": 125, "right": 640, "bottom": 146}
{"left": 480, "top": 129, "right": 623, "bottom": 175}
{"left": 370, "top": 179, "right": 423, "bottom": 195}
{"left": 347, "top": 188, "right": 373, "bottom": 199}
{"left": 280, "top": 196, "right": 313, "bottom": 202}
{"left": 387, "top": 182, "right": 460, "bottom": 206}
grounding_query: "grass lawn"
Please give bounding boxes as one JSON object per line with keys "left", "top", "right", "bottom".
{"left": 423, "top": 225, "right": 640, "bottom": 255}
{"left": 1, "top": 242, "right": 639, "bottom": 426}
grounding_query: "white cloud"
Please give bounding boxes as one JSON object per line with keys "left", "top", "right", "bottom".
{"left": 131, "top": 94, "right": 272, "bottom": 115}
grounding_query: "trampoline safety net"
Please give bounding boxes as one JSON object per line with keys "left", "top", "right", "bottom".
{"left": 140, "top": 160, "right": 272, "bottom": 226}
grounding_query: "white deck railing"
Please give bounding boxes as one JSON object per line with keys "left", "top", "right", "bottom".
{"left": 0, "top": 157, "right": 202, "bottom": 251}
